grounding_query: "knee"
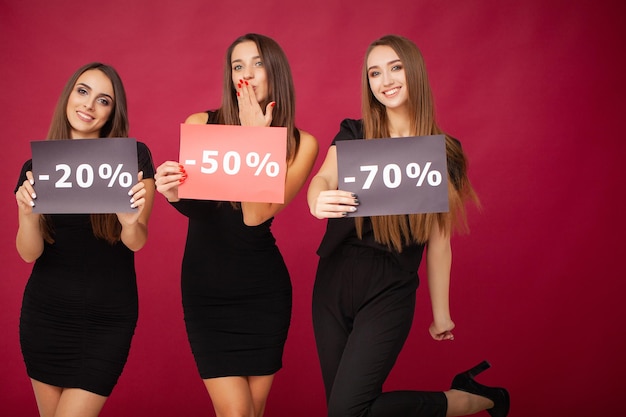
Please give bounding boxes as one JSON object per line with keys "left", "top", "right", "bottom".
{"left": 215, "top": 410, "right": 254, "bottom": 417}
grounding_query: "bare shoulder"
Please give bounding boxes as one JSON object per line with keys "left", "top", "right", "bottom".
{"left": 184, "top": 112, "right": 209, "bottom": 124}
{"left": 298, "top": 129, "right": 319, "bottom": 150}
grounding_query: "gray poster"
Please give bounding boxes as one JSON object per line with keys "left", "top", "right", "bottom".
{"left": 31, "top": 138, "right": 138, "bottom": 214}
{"left": 336, "top": 135, "right": 449, "bottom": 217}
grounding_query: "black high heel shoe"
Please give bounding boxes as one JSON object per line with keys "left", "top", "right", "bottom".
{"left": 450, "top": 360, "right": 510, "bottom": 417}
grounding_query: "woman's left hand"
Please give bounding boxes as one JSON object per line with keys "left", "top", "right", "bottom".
{"left": 116, "top": 171, "right": 146, "bottom": 226}
{"left": 236, "top": 79, "right": 275, "bottom": 127}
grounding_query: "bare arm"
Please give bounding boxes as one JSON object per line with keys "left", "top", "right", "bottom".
{"left": 15, "top": 171, "right": 44, "bottom": 262}
{"left": 426, "top": 220, "right": 455, "bottom": 341}
{"left": 235, "top": 81, "right": 320, "bottom": 225}
{"left": 307, "top": 145, "right": 359, "bottom": 219}
{"left": 241, "top": 130, "right": 318, "bottom": 225}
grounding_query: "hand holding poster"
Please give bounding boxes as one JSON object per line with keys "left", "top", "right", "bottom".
{"left": 31, "top": 138, "right": 138, "bottom": 214}
{"left": 178, "top": 124, "right": 287, "bottom": 203}
{"left": 336, "top": 135, "right": 448, "bottom": 217}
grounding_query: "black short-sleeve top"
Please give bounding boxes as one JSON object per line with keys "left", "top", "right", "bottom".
{"left": 316, "top": 118, "right": 450, "bottom": 272}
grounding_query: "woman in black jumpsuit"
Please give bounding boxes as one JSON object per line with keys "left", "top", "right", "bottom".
{"left": 307, "top": 35, "right": 509, "bottom": 417}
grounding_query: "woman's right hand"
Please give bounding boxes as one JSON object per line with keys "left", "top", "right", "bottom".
{"left": 310, "top": 189, "right": 359, "bottom": 219}
{"left": 15, "top": 171, "right": 39, "bottom": 217}
{"left": 154, "top": 161, "right": 187, "bottom": 202}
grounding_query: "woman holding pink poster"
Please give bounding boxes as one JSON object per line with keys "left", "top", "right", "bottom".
{"left": 155, "top": 33, "right": 318, "bottom": 417}
{"left": 307, "top": 35, "right": 509, "bottom": 417}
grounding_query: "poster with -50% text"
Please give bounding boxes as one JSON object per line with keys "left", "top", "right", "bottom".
{"left": 178, "top": 124, "right": 287, "bottom": 203}
{"left": 336, "top": 135, "right": 449, "bottom": 217}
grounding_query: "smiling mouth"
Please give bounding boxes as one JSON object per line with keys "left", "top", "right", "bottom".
{"left": 76, "top": 111, "right": 94, "bottom": 122}
{"left": 383, "top": 88, "right": 400, "bottom": 96}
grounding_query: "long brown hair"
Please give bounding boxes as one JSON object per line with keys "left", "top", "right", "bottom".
{"left": 41, "top": 62, "right": 129, "bottom": 245}
{"left": 217, "top": 33, "right": 300, "bottom": 161}
{"left": 357, "top": 35, "right": 479, "bottom": 252}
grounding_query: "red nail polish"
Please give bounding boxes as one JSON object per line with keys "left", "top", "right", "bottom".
{"left": 245, "top": 81, "right": 249, "bottom": 85}
{"left": 271, "top": 102, "right": 276, "bottom": 107}
{"left": 237, "top": 92, "right": 240, "bottom": 96}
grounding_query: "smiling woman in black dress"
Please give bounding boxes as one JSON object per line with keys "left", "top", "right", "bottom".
{"left": 14, "top": 62, "right": 155, "bottom": 417}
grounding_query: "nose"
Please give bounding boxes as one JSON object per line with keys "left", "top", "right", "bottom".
{"left": 242, "top": 67, "right": 254, "bottom": 80}
{"left": 83, "top": 98, "right": 95, "bottom": 110}
{"left": 382, "top": 70, "right": 393, "bottom": 86}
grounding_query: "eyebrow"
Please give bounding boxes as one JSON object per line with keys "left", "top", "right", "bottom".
{"left": 231, "top": 55, "right": 262, "bottom": 64}
{"left": 367, "top": 59, "right": 402, "bottom": 71}
{"left": 77, "top": 82, "right": 114, "bottom": 101}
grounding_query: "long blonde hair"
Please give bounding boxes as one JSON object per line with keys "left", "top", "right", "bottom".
{"left": 357, "top": 35, "right": 478, "bottom": 252}
{"left": 41, "top": 62, "right": 129, "bottom": 245}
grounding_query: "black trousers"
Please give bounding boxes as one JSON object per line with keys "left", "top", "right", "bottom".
{"left": 312, "top": 245, "right": 447, "bottom": 417}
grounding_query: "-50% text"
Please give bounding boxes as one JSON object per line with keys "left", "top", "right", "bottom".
{"left": 189, "top": 151, "right": 280, "bottom": 177}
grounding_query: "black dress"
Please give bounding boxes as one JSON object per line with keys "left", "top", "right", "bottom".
{"left": 15, "top": 141, "right": 154, "bottom": 397}
{"left": 172, "top": 111, "right": 291, "bottom": 379}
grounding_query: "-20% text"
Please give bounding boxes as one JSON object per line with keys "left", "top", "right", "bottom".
{"left": 39, "top": 163, "right": 134, "bottom": 189}
{"left": 191, "top": 151, "right": 280, "bottom": 177}
{"left": 345, "top": 162, "right": 443, "bottom": 190}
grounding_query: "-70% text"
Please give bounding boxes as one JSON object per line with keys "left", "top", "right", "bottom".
{"left": 345, "top": 162, "right": 443, "bottom": 190}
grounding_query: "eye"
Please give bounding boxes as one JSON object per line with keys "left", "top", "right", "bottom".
{"left": 254, "top": 60, "right": 264, "bottom": 67}
{"left": 97, "top": 97, "right": 111, "bottom": 106}
{"left": 391, "top": 64, "right": 403, "bottom": 71}
{"left": 77, "top": 87, "right": 88, "bottom": 95}
{"left": 233, "top": 64, "right": 243, "bottom": 71}
{"left": 368, "top": 70, "right": 380, "bottom": 78}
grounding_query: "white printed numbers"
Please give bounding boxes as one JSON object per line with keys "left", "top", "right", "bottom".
{"left": 200, "top": 150, "right": 280, "bottom": 177}
{"left": 201, "top": 150, "right": 219, "bottom": 174}
{"left": 357, "top": 162, "right": 442, "bottom": 190}
{"left": 51, "top": 163, "right": 133, "bottom": 189}
{"left": 55, "top": 164, "right": 73, "bottom": 188}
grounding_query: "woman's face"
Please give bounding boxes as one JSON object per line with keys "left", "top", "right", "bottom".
{"left": 66, "top": 69, "right": 114, "bottom": 139}
{"left": 231, "top": 40, "right": 269, "bottom": 103}
{"left": 366, "top": 45, "right": 408, "bottom": 110}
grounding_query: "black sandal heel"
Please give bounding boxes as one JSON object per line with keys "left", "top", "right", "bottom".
{"left": 450, "top": 361, "right": 510, "bottom": 417}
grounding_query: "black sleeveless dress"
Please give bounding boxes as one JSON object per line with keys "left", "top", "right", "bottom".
{"left": 15, "top": 141, "right": 154, "bottom": 396}
{"left": 172, "top": 112, "right": 291, "bottom": 378}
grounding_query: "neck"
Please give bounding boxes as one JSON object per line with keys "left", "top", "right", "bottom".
{"left": 385, "top": 106, "right": 413, "bottom": 137}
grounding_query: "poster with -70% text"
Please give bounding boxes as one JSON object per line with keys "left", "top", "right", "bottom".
{"left": 336, "top": 135, "right": 449, "bottom": 217}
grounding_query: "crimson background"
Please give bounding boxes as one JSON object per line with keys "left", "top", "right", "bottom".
{"left": 1, "top": 1, "right": 624, "bottom": 416}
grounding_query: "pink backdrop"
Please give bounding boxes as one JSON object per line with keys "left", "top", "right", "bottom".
{"left": 1, "top": 1, "right": 624, "bottom": 416}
